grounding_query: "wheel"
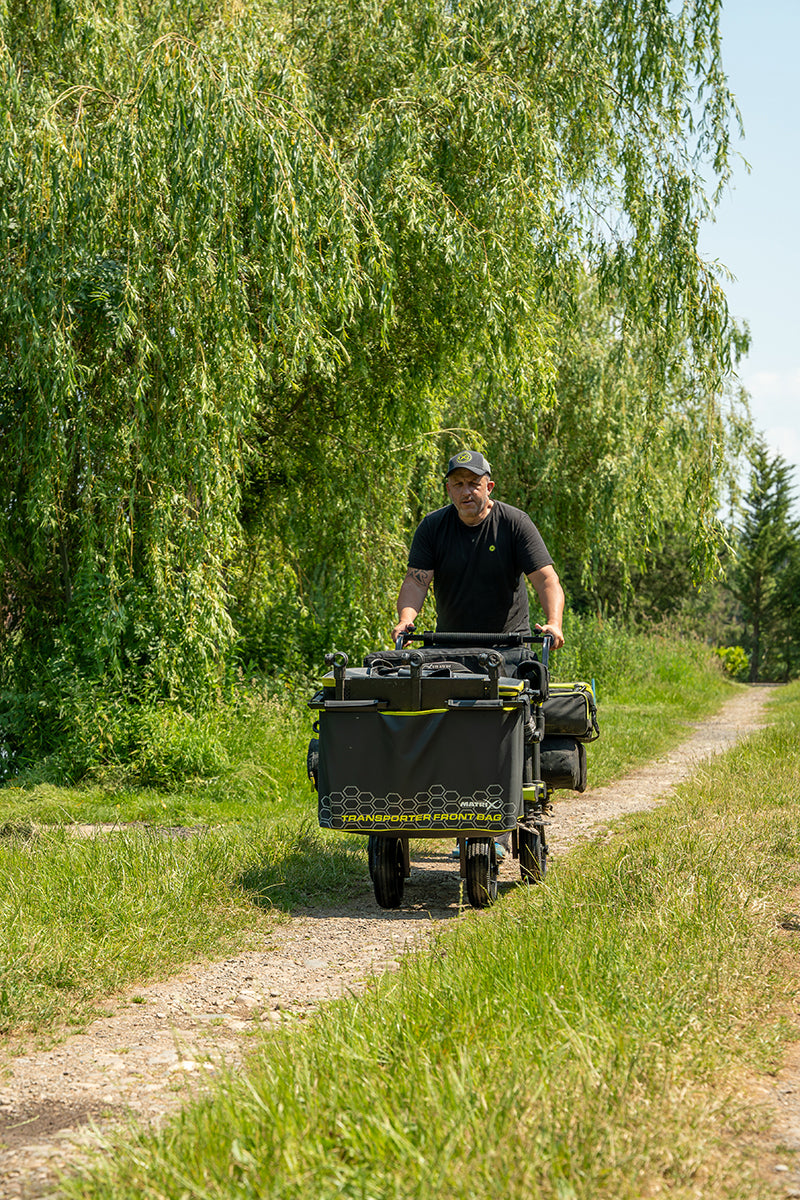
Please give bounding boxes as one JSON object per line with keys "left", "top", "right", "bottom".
{"left": 369, "top": 836, "right": 405, "bottom": 908}
{"left": 518, "top": 826, "right": 546, "bottom": 883}
{"left": 306, "top": 738, "right": 319, "bottom": 791}
{"left": 465, "top": 839, "right": 498, "bottom": 908}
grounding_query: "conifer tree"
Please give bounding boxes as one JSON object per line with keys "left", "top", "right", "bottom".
{"left": 730, "top": 439, "right": 798, "bottom": 681}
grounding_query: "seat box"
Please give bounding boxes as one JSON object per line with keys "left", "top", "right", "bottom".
{"left": 312, "top": 667, "right": 525, "bottom": 712}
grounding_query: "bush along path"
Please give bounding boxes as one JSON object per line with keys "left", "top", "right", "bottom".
{"left": 0, "top": 686, "right": 774, "bottom": 1197}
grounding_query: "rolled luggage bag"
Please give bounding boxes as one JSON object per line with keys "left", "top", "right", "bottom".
{"left": 539, "top": 735, "right": 587, "bottom": 792}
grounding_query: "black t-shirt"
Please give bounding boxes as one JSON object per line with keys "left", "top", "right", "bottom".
{"left": 408, "top": 501, "right": 553, "bottom": 633}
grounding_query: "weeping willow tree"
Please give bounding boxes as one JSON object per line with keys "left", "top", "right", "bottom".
{"left": 0, "top": 0, "right": 745, "bottom": 770}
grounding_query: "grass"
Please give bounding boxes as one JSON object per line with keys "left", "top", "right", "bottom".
{"left": 0, "top": 820, "right": 368, "bottom": 1034}
{"left": 0, "top": 686, "right": 316, "bottom": 826}
{"left": 556, "top": 619, "right": 740, "bottom": 785}
{"left": 61, "top": 679, "right": 800, "bottom": 1200}
{"left": 0, "top": 628, "right": 740, "bottom": 1041}
{"left": 2, "top": 624, "right": 735, "bottom": 825}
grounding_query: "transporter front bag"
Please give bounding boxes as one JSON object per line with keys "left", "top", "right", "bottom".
{"left": 316, "top": 705, "right": 526, "bottom": 834}
{"left": 311, "top": 663, "right": 528, "bottom": 835}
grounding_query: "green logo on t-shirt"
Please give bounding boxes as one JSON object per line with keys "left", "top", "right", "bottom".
{"left": 489, "top": 545, "right": 496, "bottom": 551}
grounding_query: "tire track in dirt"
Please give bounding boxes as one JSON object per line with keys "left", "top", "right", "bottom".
{"left": 0, "top": 685, "right": 774, "bottom": 1198}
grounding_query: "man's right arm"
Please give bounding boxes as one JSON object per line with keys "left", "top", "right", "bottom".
{"left": 391, "top": 567, "right": 433, "bottom": 643}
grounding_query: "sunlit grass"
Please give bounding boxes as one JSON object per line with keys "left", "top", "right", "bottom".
{"left": 0, "top": 820, "right": 368, "bottom": 1034}
{"left": 2, "top": 625, "right": 736, "bottom": 823}
{"left": 556, "top": 621, "right": 740, "bottom": 786}
{"left": 0, "top": 687, "right": 315, "bottom": 826}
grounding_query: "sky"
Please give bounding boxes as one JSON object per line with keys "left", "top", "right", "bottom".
{"left": 699, "top": 1, "right": 800, "bottom": 506}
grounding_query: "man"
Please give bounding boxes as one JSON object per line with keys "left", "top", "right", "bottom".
{"left": 391, "top": 449, "right": 564, "bottom": 862}
{"left": 391, "top": 449, "right": 565, "bottom": 649}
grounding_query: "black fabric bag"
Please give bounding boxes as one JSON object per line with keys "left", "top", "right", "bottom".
{"left": 317, "top": 705, "right": 525, "bottom": 835}
{"left": 539, "top": 735, "right": 587, "bottom": 792}
{"left": 542, "top": 682, "right": 599, "bottom": 742}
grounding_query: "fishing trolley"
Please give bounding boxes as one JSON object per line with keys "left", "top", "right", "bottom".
{"left": 307, "top": 631, "right": 598, "bottom": 910}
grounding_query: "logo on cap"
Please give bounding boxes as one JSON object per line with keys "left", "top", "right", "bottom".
{"left": 446, "top": 449, "right": 491, "bottom": 477}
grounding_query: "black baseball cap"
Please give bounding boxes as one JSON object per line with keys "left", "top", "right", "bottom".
{"left": 445, "top": 449, "right": 492, "bottom": 477}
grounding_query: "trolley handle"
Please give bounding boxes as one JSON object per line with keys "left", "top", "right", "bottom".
{"left": 395, "top": 623, "right": 415, "bottom": 651}
{"left": 398, "top": 629, "right": 553, "bottom": 667}
{"left": 418, "top": 630, "right": 550, "bottom": 646}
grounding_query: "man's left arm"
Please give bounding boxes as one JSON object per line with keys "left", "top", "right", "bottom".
{"left": 526, "top": 564, "right": 565, "bottom": 649}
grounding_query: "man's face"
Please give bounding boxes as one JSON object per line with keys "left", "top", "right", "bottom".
{"left": 445, "top": 468, "right": 495, "bottom": 525}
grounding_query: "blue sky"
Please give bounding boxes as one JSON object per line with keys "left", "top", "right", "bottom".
{"left": 700, "top": 1, "right": 800, "bottom": 503}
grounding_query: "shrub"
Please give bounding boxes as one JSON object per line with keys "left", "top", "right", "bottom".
{"left": 713, "top": 645, "right": 749, "bottom": 680}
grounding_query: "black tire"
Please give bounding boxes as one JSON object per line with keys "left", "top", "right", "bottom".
{"left": 465, "top": 839, "right": 498, "bottom": 908}
{"left": 369, "top": 836, "right": 405, "bottom": 908}
{"left": 306, "top": 738, "right": 319, "bottom": 791}
{"left": 518, "top": 826, "right": 546, "bottom": 883}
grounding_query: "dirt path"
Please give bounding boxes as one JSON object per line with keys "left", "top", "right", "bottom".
{"left": 0, "top": 686, "right": 775, "bottom": 1198}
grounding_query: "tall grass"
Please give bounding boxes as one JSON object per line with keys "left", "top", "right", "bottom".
{"left": 554, "top": 612, "right": 729, "bottom": 704}
{"left": 0, "top": 821, "right": 366, "bottom": 1034}
{"left": 2, "top": 618, "right": 734, "bottom": 823}
{"left": 63, "top": 682, "right": 798, "bottom": 1200}
{"left": 556, "top": 613, "right": 740, "bottom": 785}
{"left": 0, "top": 684, "right": 315, "bottom": 825}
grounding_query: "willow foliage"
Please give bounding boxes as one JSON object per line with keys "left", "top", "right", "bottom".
{"left": 479, "top": 271, "right": 751, "bottom": 613}
{"left": 0, "top": 0, "right": 744, "bottom": 769}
